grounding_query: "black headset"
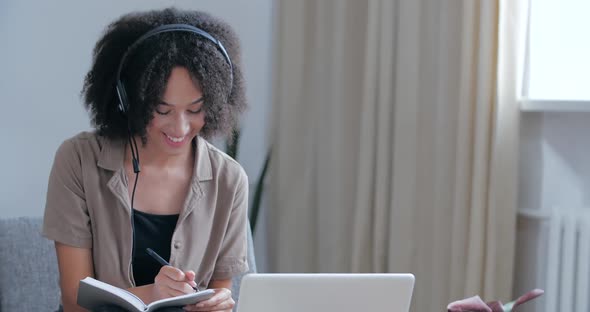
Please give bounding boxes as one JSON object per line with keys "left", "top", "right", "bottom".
{"left": 115, "top": 23, "right": 234, "bottom": 115}
{"left": 115, "top": 24, "right": 234, "bottom": 214}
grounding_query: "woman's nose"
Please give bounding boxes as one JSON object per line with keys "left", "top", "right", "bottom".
{"left": 171, "top": 113, "right": 190, "bottom": 136}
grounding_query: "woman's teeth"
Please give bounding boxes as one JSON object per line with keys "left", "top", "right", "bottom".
{"left": 166, "top": 135, "right": 184, "bottom": 142}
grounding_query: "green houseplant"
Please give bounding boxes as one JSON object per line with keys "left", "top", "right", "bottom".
{"left": 225, "top": 129, "right": 271, "bottom": 233}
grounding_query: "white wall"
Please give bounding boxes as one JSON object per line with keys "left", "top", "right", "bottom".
{"left": 0, "top": 0, "right": 274, "bottom": 218}
{"left": 515, "top": 112, "right": 590, "bottom": 311}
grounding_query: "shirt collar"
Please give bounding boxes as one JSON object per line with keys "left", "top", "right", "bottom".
{"left": 96, "top": 136, "right": 125, "bottom": 171}
{"left": 193, "top": 136, "right": 212, "bottom": 182}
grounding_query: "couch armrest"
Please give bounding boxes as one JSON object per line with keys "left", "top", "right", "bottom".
{"left": 0, "top": 217, "right": 61, "bottom": 311}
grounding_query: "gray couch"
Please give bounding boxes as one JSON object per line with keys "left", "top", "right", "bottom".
{"left": 0, "top": 217, "right": 256, "bottom": 312}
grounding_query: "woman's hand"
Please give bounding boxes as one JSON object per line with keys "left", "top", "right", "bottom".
{"left": 152, "top": 266, "right": 198, "bottom": 300}
{"left": 183, "top": 288, "right": 234, "bottom": 312}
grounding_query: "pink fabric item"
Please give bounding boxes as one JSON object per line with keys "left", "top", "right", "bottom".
{"left": 447, "top": 296, "right": 493, "bottom": 312}
{"left": 447, "top": 289, "right": 544, "bottom": 312}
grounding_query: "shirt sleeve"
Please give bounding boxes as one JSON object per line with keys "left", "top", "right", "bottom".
{"left": 42, "top": 138, "right": 92, "bottom": 248}
{"left": 212, "top": 167, "right": 250, "bottom": 280}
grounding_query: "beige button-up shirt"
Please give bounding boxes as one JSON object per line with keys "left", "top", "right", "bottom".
{"left": 43, "top": 132, "right": 249, "bottom": 290}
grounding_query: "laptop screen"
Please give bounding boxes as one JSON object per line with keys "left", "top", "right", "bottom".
{"left": 236, "top": 273, "right": 415, "bottom": 312}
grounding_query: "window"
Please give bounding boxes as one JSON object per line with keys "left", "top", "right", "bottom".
{"left": 521, "top": 0, "right": 590, "bottom": 111}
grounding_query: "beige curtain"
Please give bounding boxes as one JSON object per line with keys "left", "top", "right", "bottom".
{"left": 268, "top": 0, "right": 524, "bottom": 310}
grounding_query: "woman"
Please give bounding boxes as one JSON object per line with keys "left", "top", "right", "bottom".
{"left": 43, "top": 7, "right": 248, "bottom": 312}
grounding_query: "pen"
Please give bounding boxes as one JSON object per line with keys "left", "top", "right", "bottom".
{"left": 145, "top": 248, "right": 199, "bottom": 291}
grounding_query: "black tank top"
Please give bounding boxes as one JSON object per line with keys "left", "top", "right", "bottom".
{"left": 131, "top": 209, "right": 179, "bottom": 286}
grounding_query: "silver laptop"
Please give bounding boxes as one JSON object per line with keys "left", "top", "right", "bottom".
{"left": 236, "top": 273, "right": 415, "bottom": 312}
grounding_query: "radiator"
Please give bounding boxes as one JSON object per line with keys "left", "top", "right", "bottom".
{"left": 543, "top": 208, "right": 590, "bottom": 312}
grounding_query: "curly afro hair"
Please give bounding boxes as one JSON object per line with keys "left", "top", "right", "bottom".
{"left": 82, "top": 7, "right": 246, "bottom": 143}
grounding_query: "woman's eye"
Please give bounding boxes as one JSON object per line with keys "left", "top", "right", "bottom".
{"left": 188, "top": 108, "right": 203, "bottom": 114}
{"left": 155, "top": 109, "right": 171, "bottom": 115}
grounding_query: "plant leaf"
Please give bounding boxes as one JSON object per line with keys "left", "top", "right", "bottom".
{"left": 249, "top": 147, "right": 271, "bottom": 232}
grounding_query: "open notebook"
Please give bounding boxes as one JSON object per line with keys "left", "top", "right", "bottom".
{"left": 77, "top": 277, "right": 215, "bottom": 312}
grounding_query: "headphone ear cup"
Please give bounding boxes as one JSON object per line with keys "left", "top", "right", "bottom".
{"left": 116, "top": 81, "right": 129, "bottom": 115}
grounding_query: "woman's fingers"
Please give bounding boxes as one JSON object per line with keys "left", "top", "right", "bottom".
{"left": 155, "top": 266, "right": 197, "bottom": 297}
{"left": 185, "top": 270, "right": 198, "bottom": 288}
{"left": 202, "top": 298, "right": 235, "bottom": 311}
{"left": 198, "top": 288, "right": 232, "bottom": 306}
{"left": 160, "top": 265, "right": 186, "bottom": 281}
{"left": 168, "top": 280, "right": 197, "bottom": 294}
{"left": 184, "top": 288, "right": 234, "bottom": 311}
{"left": 184, "top": 300, "right": 234, "bottom": 311}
